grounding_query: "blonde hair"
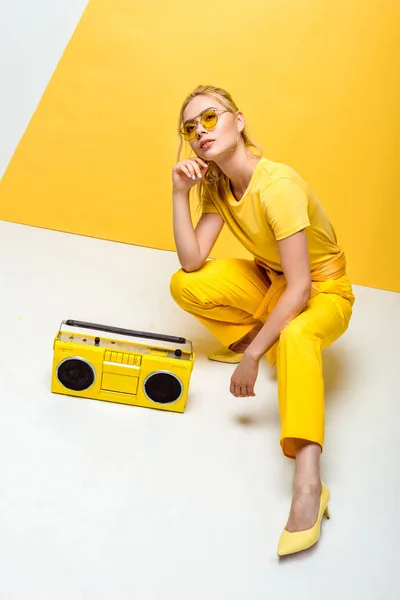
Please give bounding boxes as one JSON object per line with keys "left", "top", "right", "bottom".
{"left": 177, "top": 85, "right": 262, "bottom": 206}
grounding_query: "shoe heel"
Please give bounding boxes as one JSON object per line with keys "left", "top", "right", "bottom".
{"left": 324, "top": 506, "right": 330, "bottom": 519}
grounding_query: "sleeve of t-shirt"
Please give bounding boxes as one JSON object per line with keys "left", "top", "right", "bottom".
{"left": 263, "top": 178, "right": 310, "bottom": 240}
{"left": 201, "top": 188, "right": 219, "bottom": 214}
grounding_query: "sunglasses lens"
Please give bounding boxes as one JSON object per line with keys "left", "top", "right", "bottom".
{"left": 201, "top": 110, "right": 218, "bottom": 129}
{"left": 181, "top": 110, "right": 218, "bottom": 141}
{"left": 181, "top": 123, "right": 196, "bottom": 140}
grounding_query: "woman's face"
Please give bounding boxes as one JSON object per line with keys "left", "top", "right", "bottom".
{"left": 183, "top": 94, "right": 244, "bottom": 161}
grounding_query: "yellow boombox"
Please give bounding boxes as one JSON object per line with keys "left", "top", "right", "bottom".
{"left": 51, "top": 320, "right": 195, "bottom": 413}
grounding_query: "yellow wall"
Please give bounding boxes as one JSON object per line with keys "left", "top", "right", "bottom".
{"left": 1, "top": 0, "right": 399, "bottom": 292}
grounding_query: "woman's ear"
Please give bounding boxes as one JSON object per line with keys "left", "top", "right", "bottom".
{"left": 236, "top": 111, "right": 245, "bottom": 134}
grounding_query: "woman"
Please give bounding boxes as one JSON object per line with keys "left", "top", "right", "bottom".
{"left": 170, "top": 85, "right": 355, "bottom": 556}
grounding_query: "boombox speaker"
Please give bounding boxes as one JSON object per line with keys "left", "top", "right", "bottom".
{"left": 51, "top": 320, "right": 195, "bottom": 413}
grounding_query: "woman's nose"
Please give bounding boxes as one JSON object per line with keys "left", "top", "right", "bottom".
{"left": 196, "top": 120, "right": 207, "bottom": 137}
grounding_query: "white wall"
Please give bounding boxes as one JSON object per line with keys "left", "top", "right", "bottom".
{"left": 0, "top": 0, "right": 89, "bottom": 179}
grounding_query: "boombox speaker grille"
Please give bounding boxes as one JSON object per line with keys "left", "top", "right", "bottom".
{"left": 57, "top": 358, "right": 95, "bottom": 391}
{"left": 144, "top": 372, "right": 182, "bottom": 404}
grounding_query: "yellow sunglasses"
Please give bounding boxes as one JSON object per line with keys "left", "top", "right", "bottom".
{"left": 180, "top": 107, "right": 228, "bottom": 141}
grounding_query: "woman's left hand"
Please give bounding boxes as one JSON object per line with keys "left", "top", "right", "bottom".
{"left": 230, "top": 354, "right": 259, "bottom": 397}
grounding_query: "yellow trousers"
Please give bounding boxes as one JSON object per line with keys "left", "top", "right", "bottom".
{"left": 170, "top": 258, "right": 355, "bottom": 459}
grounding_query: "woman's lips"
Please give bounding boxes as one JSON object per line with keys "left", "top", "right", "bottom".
{"left": 201, "top": 140, "right": 215, "bottom": 150}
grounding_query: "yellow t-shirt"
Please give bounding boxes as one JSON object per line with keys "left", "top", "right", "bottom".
{"left": 201, "top": 157, "right": 346, "bottom": 281}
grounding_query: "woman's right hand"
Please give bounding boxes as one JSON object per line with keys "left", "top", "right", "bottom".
{"left": 172, "top": 158, "right": 209, "bottom": 194}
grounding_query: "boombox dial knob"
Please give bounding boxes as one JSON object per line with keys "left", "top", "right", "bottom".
{"left": 174, "top": 349, "right": 182, "bottom": 357}
{"left": 94, "top": 337, "right": 100, "bottom": 346}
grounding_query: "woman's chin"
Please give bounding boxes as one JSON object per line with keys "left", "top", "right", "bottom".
{"left": 198, "top": 146, "right": 221, "bottom": 161}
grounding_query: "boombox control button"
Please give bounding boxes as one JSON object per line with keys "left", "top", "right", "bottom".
{"left": 135, "top": 355, "right": 142, "bottom": 366}
{"left": 174, "top": 349, "right": 182, "bottom": 357}
{"left": 105, "top": 350, "right": 111, "bottom": 361}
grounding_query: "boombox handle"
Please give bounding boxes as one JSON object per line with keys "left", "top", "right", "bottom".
{"left": 65, "top": 320, "right": 188, "bottom": 345}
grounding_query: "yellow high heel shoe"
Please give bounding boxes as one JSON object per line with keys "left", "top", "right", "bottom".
{"left": 207, "top": 346, "right": 243, "bottom": 364}
{"left": 277, "top": 482, "right": 330, "bottom": 557}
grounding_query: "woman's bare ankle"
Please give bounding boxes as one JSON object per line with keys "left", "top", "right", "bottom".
{"left": 293, "top": 479, "right": 322, "bottom": 495}
{"left": 294, "top": 441, "right": 322, "bottom": 492}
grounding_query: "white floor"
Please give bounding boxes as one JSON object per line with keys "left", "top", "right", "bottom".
{"left": 0, "top": 220, "right": 399, "bottom": 600}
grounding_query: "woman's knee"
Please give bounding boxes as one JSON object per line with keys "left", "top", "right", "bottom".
{"left": 170, "top": 268, "right": 200, "bottom": 304}
{"left": 279, "top": 318, "right": 307, "bottom": 345}
{"left": 170, "top": 268, "right": 187, "bottom": 303}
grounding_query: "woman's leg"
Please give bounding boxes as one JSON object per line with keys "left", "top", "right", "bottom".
{"left": 170, "top": 258, "right": 270, "bottom": 348}
{"left": 276, "top": 292, "right": 353, "bottom": 531}
{"left": 285, "top": 442, "right": 322, "bottom": 532}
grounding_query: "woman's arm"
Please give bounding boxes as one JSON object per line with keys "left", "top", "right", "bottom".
{"left": 244, "top": 229, "right": 311, "bottom": 360}
{"left": 172, "top": 158, "right": 224, "bottom": 272}
{"left": 173, "top": 192, "right": 224, "bottom": 271}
